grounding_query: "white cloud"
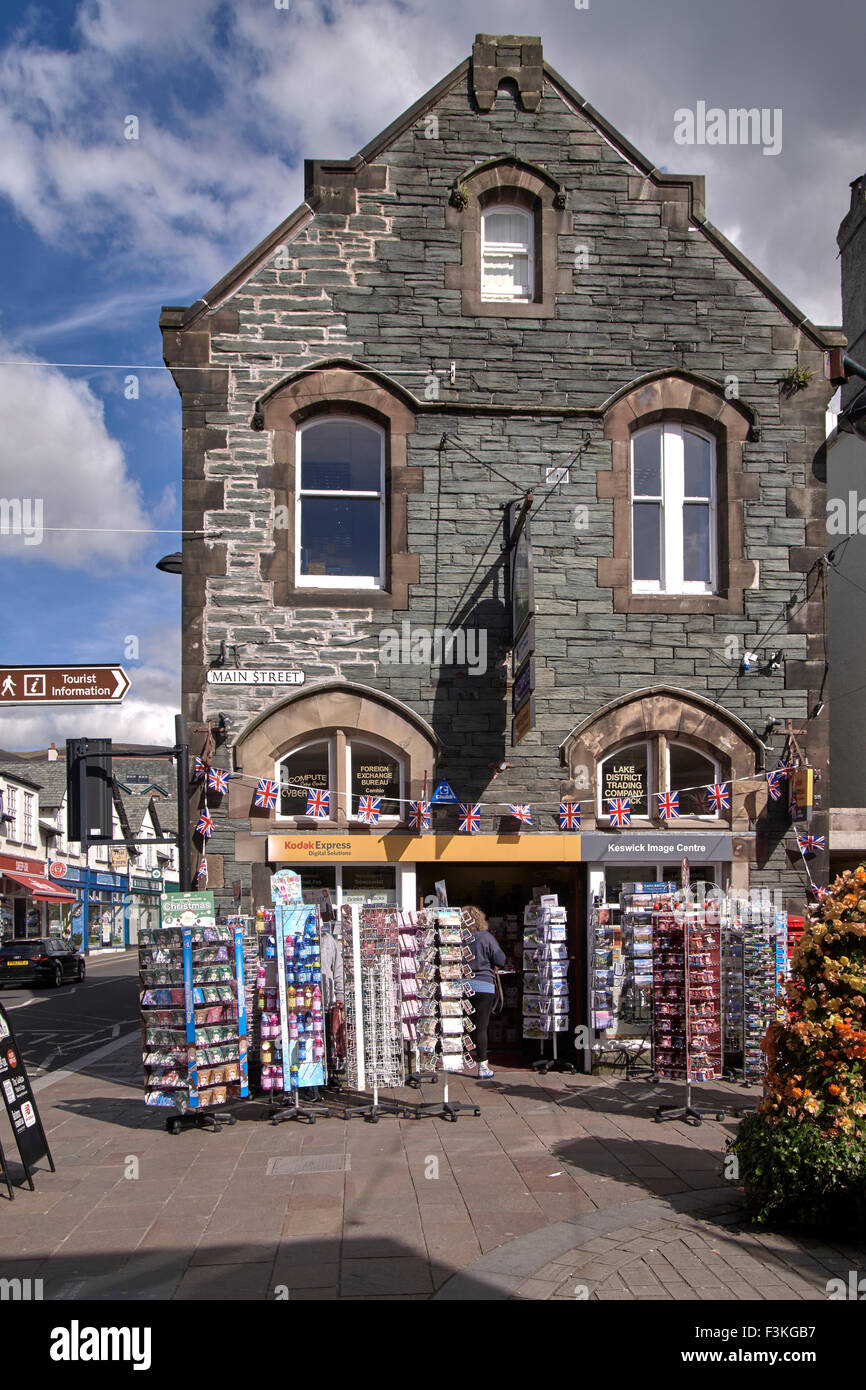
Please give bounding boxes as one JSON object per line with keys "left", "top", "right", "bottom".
{"left": 0, "top": 626, "right": 180, "bottom": 750}
{"left": 0, "top": 348, "right": 151, "bottom": 570}
{"left": 0, "top": 0, "right": 858, "bottom": 325}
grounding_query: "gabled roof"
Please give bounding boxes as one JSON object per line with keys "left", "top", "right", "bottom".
{"left": 161, "top": 42, "right": 841, "bottom": 350}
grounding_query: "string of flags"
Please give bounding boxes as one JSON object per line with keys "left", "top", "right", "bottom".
{"left": 188, "top": 755, "right": 819, "bottom": 837}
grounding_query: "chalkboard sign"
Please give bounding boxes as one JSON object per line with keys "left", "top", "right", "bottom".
{"left": 0, "top": 1002, "right": 54, "bottom": 1198}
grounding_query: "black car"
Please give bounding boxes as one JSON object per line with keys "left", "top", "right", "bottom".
{"left": 0, "top": 938, "right": 85, "bottom": 989}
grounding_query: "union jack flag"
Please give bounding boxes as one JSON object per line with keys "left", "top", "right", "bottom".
{"left": 357, "top": 795, "right": 381, "bottom": 826}
{"left": 509, "top": 803, "right": 532, "bottom": 825}
{"left": 409, "top": 800, "right": 431, "bottom": 831}
{"left": 196, "top": 811, "right": 214, "bottom": 839}
{"left": 195, "top": 857, "right": 208, "bottom": 885}
{"left": 767, "top": 771, "right": 784, "bottom": 801}
{"left": 306, "top": 789, "right": 330, "bottom": 819}
{"left": 193, "top": 756, "right": 207, "bottom": 781}
{"left": 207, "top": 768, "right": 229, "bottom": 794}
{"left": 608, "top": 798, "right": 631, "bottom": 828}
{"left": 254, "top": 778, "right": 278, "bottom": 810}
{"left": 797, "top": 834, "right": 825, "bottom": 854}
{"left": 657, "top": 791, "right": 680, "bottom": 821}
{"left": 559, "top": 800, "right": 581, "bottom": 831}
{"left": 459, "top": 803, "right": 481, "bottom": 834}
{"left": 704, "top": 782, "right": 730, "bottom": 813}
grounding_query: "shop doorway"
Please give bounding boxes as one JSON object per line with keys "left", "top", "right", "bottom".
{"left": 418, "top": 862, "right": 584, "bottom": 1069}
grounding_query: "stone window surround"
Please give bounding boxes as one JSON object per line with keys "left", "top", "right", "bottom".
{"left": 444, "top": 157, "right": 571, "bottom": 318}
{"left": 274, "top": 731, "right": 405, "bottom": 827}
{"left": 596, "top": 733, "right": 722, "bottom": 825}
{"left": 598, "top": 375, "right": 759, "bottom": 615}
{"left": 559, "top": 686, "right": 766, "bottom": 834}
{"left": 229, "top": 680, "right": 440, "bottom": 839}
{"left": 259, "top": 365, "right": 421, "bottom": 610}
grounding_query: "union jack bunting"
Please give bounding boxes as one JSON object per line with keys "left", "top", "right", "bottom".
{"left": 306, "top": 789, "right": 330, "bottom": 819}
{"left": 767, "top": 771, "right": 784, "bottom": 801}
{"left": 409, "top": 800, "right": 431, "bottom": 831}
{"left": 357, "top": 795, "right": 381, "bottom": 826}
{"left": 196, "top": 811, "right": 214, "bottom": 839}
{"left": 458, "top": 803, "right": 481, "bottom": 834}
{"left": 559, "top": 800, "right": 581, "bottom": 831}
{"left": 207, "top": 768, "right": 229, "bottom": 794}
{"left": 656, "top": 791, "right": 680, "bottom": 821}
{"left": 195, "top": 857, "right": 208, "bottom": 885}
{"left": 797, "top": 834, "right": 826, "bottom": 854}
{"left": 193, "top": 756, "right": 207, "bottom": 781}
{"left": 608, "top": 798, "right": 631, "bottom": 828}
{"left": 254, "top": 778, "right": 278, "bottom": 810}
{"left": 704, "top": 782, "right": 730, "bottom": 813}
{"left": 509, "top": 804, "right": 533, "bottom": 825}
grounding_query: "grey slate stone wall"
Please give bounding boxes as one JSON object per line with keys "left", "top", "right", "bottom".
{"left": 164, "top": 62, "right": 836, "bottom": 915}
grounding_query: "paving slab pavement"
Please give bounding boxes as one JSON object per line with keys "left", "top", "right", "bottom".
{"left": 1, "top": 1037, "right": 863, "bottom": 1301}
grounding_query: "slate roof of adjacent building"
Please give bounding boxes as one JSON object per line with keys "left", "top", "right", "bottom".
{"left": 0, "top": 748, "right": 179, "bottom": 837}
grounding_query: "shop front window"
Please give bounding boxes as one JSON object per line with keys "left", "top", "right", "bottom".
{"left": 599, "top": 742, "right": 651, "bottom": 818}
{"left": 340, "top": 867, "right": 397, "bottom": 908}
{"left": 668, "top": 743, "right": 719, "bottom": 817}
{"left": 278, "top": 740, "right": 332, "bottom": 819}
{"left": 348, "top": 741, "right": 402, "bottom": 821}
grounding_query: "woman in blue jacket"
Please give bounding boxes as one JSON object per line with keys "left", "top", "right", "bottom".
{"left": 464, "top": 906, "right": 507, "bottom": 1079}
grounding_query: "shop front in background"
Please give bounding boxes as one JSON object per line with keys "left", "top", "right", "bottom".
{"left": 53, "top": 866, "right": 129, "bottom": 951}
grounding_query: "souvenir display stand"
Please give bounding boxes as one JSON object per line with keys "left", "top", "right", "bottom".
{"left": 523, "top": 896, "right": 575, "bottom": 1075}
{"left": 720, "top": 902, "right": 787, "bottom": 1107}
{"left": 139, "top": 891, "right": 249, "bottom": 1136}
{"left": 339, "top": 905, "right": 414, "bottom": 1121}
{"left": 651, "top": 906, "right": 726, "bottom": 1127}
{"left": 411, "top": 907, "right": 479, "bottom": 1121}
{"left": 259, "top": 873, "right": 334, "bottom": 1125}
{"left": 590, "top": 883, "right": 677, "bottom": 1078}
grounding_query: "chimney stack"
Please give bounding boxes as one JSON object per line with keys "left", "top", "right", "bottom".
{"left": 47, "top": 743, "right": 58, "bottom": 762}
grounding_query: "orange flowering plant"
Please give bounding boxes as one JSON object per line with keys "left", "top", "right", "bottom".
{"left": 729, "top": 867, "right": 866, "bottom": 1231}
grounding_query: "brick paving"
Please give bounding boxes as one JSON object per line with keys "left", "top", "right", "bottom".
{"left": 0, "top": 1041, "right": 863, "bottom": 1300}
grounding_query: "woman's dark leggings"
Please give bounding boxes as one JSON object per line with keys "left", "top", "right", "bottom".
{"left": 473, "top": 989, "right": 495, "bottom": 1062}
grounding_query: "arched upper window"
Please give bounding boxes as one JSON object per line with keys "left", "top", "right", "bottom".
{"left": 296, "top": 416, "right": 385, "bottom": 588}
{"left": 632, "top": 423, "right": 716, "bottom": 595}
{"left": 276, "top": 733, "right": 404, "bottom": 823}
{"left": 481, "top": 204, "right": 534, "bottom": 302}
{"left": 597, "top": 736, "right": 722, "bottom": 822}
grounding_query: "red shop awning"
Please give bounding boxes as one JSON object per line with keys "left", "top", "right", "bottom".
{"left": 2, "top": 870, "right": 76, "bottom": 903}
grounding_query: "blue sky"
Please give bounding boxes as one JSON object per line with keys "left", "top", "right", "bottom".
{"left": 0, "top": 0, "right": 862, "bottom": 747}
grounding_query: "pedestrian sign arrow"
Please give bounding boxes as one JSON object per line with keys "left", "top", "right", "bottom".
{"left": 0, "top": 665, "right": 131, "bottom": 705}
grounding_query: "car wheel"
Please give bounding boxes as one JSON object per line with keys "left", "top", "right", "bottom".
{"left": 77, "top": 960, "right": 85, "bottom": 982}
{"left": 53, "top": 963, "right": 63, "bottom": 988}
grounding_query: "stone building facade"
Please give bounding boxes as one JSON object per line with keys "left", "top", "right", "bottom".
{"left": 162, "top": 35, "right": 841, "bottom": 1046}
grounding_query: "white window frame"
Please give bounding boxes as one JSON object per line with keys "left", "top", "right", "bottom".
{"left": 5, "top": 785, "right": 18, "bottom": 840}
{"left": 666, "top": 742, "right": 722, "bottom": 821}
{"left": 631, "top": 424, "right": 717, "bottom": 595}
{"left": 346, "top": 736, "right": 404, "bottom": 826}
{"left": 22, "top": 792, "right": 35, "bottom": 846}
{"left": 481, "top": 204, "right": 534, "bottom": 303}
{"left": 295, "top": 416, "right": 385, "bottom": 590}
{"left": 597, "top": 740, "right": 653, "bottom": 822}
{"left": 275, "top": 737, "right": 335, "bottom": 823}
